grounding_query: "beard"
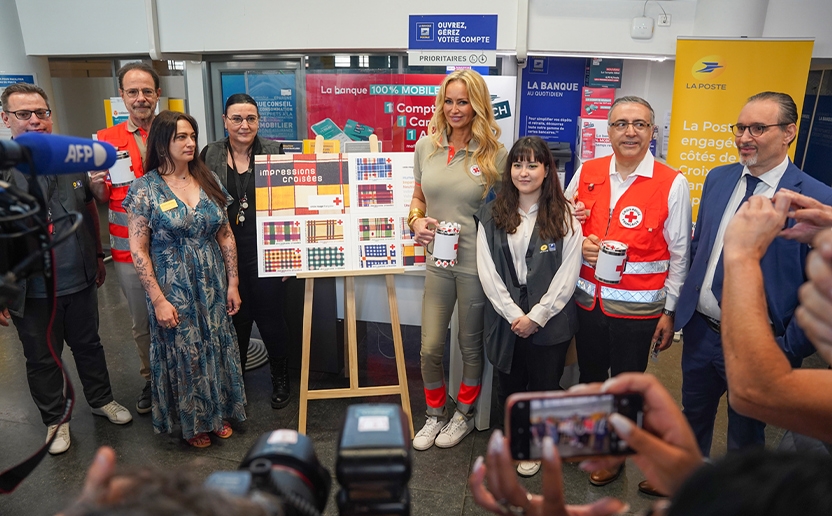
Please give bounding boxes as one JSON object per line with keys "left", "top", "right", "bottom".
{"left": 739, "top": 147, "right": 757, "bottom": 167}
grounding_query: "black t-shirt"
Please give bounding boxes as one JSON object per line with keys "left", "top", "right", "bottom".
{"left": 226, "top": 164, "right": 257, "bottom": 255}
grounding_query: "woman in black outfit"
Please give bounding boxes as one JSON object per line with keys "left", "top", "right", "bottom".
{"left": 200, "top": 93, "right": 291, "bottom": 409}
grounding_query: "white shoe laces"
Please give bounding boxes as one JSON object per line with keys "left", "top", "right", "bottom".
{"left": 417, "top": 416, "right": 443, "bottom": 437}
{"left": 441, "top": 414, "right": 468, "bottom": 435}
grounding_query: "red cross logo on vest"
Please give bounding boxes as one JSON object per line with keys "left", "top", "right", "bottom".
{"left": 619, "top": 206, "right": 643, "bottom": 228}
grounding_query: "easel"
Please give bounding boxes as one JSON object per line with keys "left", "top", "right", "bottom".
{"left": 297, "top": 135, "right": 414, "bottom": 438}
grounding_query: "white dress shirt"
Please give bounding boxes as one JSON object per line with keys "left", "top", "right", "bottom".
{"left": 696, "top": 156, "right": 790, "bottom": 320}
{"left": 564, "top": 152, "right": 692, "bottom": 310}
{"left": 477, "top": 203, "right": 583, "bottom": 328}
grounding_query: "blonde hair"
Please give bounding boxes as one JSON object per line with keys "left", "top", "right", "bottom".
{"left": 427, "top": 70, "right": 503, "bottom": 197}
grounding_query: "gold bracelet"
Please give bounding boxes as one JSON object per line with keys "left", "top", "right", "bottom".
{"left": 152, "top": 292, "right": 164, "bottom": 305}
{"left": 407, "top": 208, "right": 425, "bottom": 230}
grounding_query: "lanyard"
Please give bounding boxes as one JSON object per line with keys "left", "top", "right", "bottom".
{"left": 228, "top": 142, "right": 253, "bottom": 225}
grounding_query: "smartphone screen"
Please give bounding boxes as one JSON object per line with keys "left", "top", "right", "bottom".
{"left": 508, "top": 392, "right": 643, "bottom": 461}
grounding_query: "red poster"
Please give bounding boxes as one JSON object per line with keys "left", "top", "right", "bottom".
{"left": 306, "top": 74, "right": 448, "bottom": 152}
{"left": 581, "top": 87, "right": 616, "bottom": 120}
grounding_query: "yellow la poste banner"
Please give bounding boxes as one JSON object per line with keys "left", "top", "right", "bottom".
{"left": 667, "top": 38, "right": 813, "bottom": 220}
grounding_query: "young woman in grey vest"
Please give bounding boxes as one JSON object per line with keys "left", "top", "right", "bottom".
{"left": 475, "top": 136, "right": 582, "bottom": 476}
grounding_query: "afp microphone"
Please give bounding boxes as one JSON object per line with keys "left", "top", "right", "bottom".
{"left": 0, "top": 133, "right": 117, "bottom": 175}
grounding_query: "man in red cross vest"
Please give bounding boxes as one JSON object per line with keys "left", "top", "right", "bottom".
{"left": 564, "top": 96, "right": 691, "bottom": 489}
{"left": 90, "top": 62, "right": 161, "bottom": 416}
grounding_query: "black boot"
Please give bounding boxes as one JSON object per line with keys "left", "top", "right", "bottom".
{"left": 270, "top": 356, "right": 290, "bottom": 409}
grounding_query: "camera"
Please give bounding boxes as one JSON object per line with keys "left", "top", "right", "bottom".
{"left": 204, "top": 403, "right": 412, "bottom": 516}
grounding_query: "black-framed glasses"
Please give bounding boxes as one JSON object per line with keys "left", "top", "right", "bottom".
{"left": 609, "top": 120, "right": 652, "bottom": 132}
{"left": 730, "top": 123, "right": 789, "bottom": 137}
{"left": 4, "top": 109, "right": 51, "bottom": 121}
{"left": 122, "top": 88, "right": 157, "bottom": 99}
{"left": 225, "top": 115, "right": 259, "bottom": 126}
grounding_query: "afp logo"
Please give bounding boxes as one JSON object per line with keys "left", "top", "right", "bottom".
{"left": 64, "top": 142, "right": 111, "bottom": 167}
{"left": 691, "top": 55, "right": 726, "bottom": 81}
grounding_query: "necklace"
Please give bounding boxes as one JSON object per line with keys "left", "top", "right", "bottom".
{"left": 228, "top": 142, "right": 253, "bottom": 226}
{"left": 165, "top": 174, "right": 192, "bottom": 189}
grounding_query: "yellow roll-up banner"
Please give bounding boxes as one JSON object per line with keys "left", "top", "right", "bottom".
{"left": 667, "top": 38, "right": 813, "bottom": 220}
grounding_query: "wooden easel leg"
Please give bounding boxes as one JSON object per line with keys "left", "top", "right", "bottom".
{"left": 299, "top": 278, "right": 315, "bottom": 434}
{"left": 345, "top": 276, "right": 359, "bottom": 390}
{"left": 387, "top": 274, "right": 415, "bottom": 438}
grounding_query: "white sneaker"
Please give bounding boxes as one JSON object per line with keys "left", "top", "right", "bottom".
{"left": 517, "top": 460, "right": 541, "bottom": 477}
{"left": 46, "top": 423, "right": 70, "bottom": 455}
{"left": 91, "top": 400, "right": 133, "bottom": 424}
{"left": 435, "top": 411, "right": 474, "bottom": 448}
{"left": 413, "top": 415, "right": 447, "bottom": 451}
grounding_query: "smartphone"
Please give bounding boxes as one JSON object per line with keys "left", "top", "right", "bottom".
{"left": 506, "top": 391, "right": 644, "bottom": 461}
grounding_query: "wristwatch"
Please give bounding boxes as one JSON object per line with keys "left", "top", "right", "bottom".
{"left": 662, "top": 308, "right": 675, "bottom": 318}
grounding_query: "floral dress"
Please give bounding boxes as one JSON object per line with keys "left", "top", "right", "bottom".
{"left": 123, "top": 171, "right": 246, "bottom": 439}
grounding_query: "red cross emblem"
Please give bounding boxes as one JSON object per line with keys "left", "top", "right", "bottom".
{"left": 333, "top": 197, "right": 342, "bottom": 206}
{"left": 619, "top": 206, "right": 642, "bottom": 228}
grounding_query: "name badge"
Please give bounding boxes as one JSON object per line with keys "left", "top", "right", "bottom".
{"left": 160, "top": 199, "right": 178, "bottom": 212}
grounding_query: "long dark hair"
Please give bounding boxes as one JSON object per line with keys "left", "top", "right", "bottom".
{"left": 491, "top": 136, "right": 573, "bottom": 241}
{"left": 145, "top": 110, "right": 226, "bottom": 207}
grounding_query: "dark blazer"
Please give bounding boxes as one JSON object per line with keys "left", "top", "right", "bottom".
{"left": 676, "top": 161, "right": 832, "bottom": 358}
{"left": 200, "top": 136, "right": 283, "bottom": 190}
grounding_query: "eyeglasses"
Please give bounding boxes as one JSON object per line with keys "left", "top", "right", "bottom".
{"left": 4, "top": 109, "right": 51, "bottom": 121}
{"left": 225, "top": 115, "right": 259, "bottom": 126}
{"left": 730, "top": 123, "right": 789, "bottom": 137}
{"left": 122, "top": 88, "right": 157, "bottom": 99}
{"left": 609, "top": 120, "right": 652, "bottom": 132}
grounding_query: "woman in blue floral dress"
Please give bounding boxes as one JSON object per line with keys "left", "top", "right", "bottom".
{"left": 124, "top": 111, "right": 246, "bottom": 448}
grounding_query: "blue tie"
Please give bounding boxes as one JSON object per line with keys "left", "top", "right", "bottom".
{"left": 712, "top": 175, "right": 762, "bottom": 304}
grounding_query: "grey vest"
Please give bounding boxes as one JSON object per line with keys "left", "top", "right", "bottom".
{"left": 475, "top": 202, "right": 578, "bottom": 374}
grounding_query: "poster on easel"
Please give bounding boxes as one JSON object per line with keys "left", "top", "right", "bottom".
{"left": 254, "top": 152, "right": 425, "bottom": 277}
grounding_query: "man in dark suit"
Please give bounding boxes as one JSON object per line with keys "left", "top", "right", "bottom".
{"left": 675, "top": 91, "right": 832, "bottom": 457}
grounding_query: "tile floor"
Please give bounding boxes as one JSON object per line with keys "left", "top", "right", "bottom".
{"left": 0, "top": 262, "right": 795, "bottom": 515}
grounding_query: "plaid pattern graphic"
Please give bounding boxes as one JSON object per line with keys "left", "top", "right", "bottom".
{"left": 263, "top": 248, "right": 302, "bottom": 272}
{"left": 263, "top": 221, "right": 301, "bottom": 245}
{"left": 308, "top": 247, "right": 346, "bottom": 270}
{"left": 357, "top": 217, "right": 395, "bottom": 241}
{"left": 359, "top": 244, "right": 396, "bottom": 268}
{"left": 400, "top": 216, "right": 415, "bottom": 239}
{"left": 306, "top": 219, "right": 344, "bottom": 243}
{"left": 403, "top": 243, "right": 426, "bottom": 266}
{"left": 355, "top": 157, "right": 393, "bottom": 181}
{"left": 357, "top": 184, "right": 394, "bottom": 207}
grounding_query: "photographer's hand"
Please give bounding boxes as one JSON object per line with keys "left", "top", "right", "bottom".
{"left": 578, "top": 374, "right": 703, "bottom": 496}
{"left": 469, "top": 430, "right": 626, "bottom": 516}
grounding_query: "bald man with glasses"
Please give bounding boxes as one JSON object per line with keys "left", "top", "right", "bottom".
{"left": 675, "top": 91, "right": 832, "bottom": 461}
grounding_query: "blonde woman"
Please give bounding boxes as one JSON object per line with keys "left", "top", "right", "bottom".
{"left": 409, "top": 70, "right": 507, "bottom": 450}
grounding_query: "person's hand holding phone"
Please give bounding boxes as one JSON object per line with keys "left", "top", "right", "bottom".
{"left": 468, "top": 430, "right": 627, "bottom": 516}
{"left": 578, "top": 374, "right": 704, "bottom": 497}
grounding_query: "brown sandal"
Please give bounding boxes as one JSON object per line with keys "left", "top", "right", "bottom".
{"left": 187, "top": 433, "right": 211, "bottom": 448}
{"left": 213, "top": 421, "right": 233, "bottom": 439}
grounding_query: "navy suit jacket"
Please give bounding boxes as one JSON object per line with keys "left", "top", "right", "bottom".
{"left": 676, "top": 161, "right": 832, "bottom": 360}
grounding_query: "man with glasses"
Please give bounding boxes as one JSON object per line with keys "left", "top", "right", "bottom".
{"left": 1, "top": 82, "right": 132, "bottom": 454}
{"left": 564, "top": 96, "right": 691, "bottom": 489}
{"left": 93, "top": 62, "right": 161, "bottom": 416}
{"left": 675, "top": 92, "right": 832, "bottom": 461}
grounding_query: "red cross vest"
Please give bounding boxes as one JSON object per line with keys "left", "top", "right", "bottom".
{"left": 97, "top": 122, "right": 147, "bottom": 263}
{"left": 574, "top": 155, "right": 678, "bottom": 319}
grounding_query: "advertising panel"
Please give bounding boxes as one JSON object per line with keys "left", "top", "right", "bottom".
{"left": 668, "top": 38, "right": 813, "bottom": 219}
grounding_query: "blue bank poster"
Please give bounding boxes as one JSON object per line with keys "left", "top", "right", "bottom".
{"left": 519, "top": 57, "right": 584, "bottom": 143}
{"left": 221, "top": 71, "right": 297, "bottom": 140}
